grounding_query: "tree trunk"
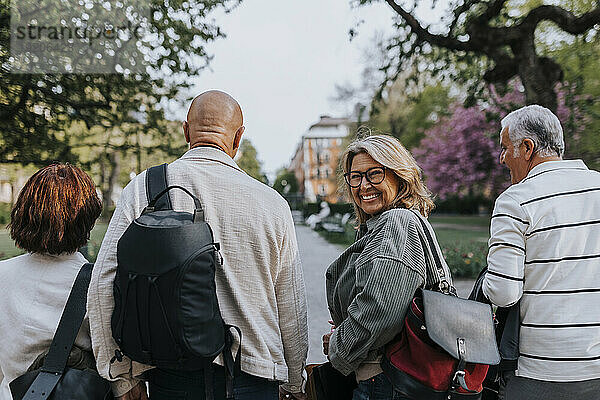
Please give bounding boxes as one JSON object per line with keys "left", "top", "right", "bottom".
{"left": 513, "top": 38, "right": 562, "bottom": 112}
{"left": 100, "top": 151, "right": 121, "bottom": 220}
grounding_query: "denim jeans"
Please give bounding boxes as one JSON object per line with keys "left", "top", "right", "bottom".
{"left": 352, "top": 373, "right": 410, "bottom": 400}
{"left": 146, "top": 365, "right": 279, "bottom": 400}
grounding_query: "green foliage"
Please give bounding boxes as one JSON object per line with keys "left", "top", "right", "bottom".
{"left": 434, "top": 195, "right": 494, "bottom": 215}
{"left": 301, "top": 202, "right": 354, "bottom": 219}
{"left": 235, "top": 139, "right": 268, "bottom": 184}
{"left": 272, "top": 168, "right": 300, "bottom": 195}
{"left": 369, "top": 83, "right": 453, "bottom": 149}
{"left": 0, "top": 220, "right": 108, "bottom": 262}
{"left": 355, "top": 0, "right": 600, "bottom": 111}
{"left": 0, "top": 0, "right": 239, "bottom": 165}
{"left": 317, "top": 213, "right": 491, "bottom": 278}
{"left": 441, "top": 241, "right": 488, "bottom": 278}
{"left": 551, "top": 38, "right": 600, "bottom": 169}
{"left": 0, "top": 202, "right": 11, "bottom": 224}
{"left": 84, "top": 222, "right": 109, "bottom": 263}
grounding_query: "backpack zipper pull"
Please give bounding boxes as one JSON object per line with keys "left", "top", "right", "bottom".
{"left": 110, "top": 349, "right": 124, "bottom": 364}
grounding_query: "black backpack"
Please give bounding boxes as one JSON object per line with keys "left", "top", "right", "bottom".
{"left": 111, "top": 163, "right": 240, "bottom": 399}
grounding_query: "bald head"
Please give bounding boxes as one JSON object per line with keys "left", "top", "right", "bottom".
{"left": 183, "top": 90, "right": 245, "bottom": 158}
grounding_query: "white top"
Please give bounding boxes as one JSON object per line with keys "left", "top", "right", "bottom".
{"left": 483, "top": 159, "right": 600, "bottom": 382}
{"left": 0, "top": 252, "right": 90, "bottom": 400}
{"left": 88, "top": 147, "right": 308, "bottom": 396}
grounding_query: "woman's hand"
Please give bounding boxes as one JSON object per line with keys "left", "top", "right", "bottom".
{"left": 322, "top": 320, "right": 335, "bottom": 355}
{"left": 322, "top": 332, "right": 332, "bottom": 355}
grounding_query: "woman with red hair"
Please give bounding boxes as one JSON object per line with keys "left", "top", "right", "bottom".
{"left": 0, "top": 163, "right": 102, "bottom": 399}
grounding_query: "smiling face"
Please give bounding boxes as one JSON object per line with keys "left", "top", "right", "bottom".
{"left": 349, "top": 152, "right": 401, "bottom": 217}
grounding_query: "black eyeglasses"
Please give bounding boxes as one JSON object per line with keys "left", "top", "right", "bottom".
{"left": 344, "top": 167, "right": 386, "bottom": 188}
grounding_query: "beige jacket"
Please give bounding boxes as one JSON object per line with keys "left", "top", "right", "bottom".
{"left": 88, "top": 147, "right": 308, "bottom": 396}
{"left": 0, "top": 252, "right": 91, "bottom": 400}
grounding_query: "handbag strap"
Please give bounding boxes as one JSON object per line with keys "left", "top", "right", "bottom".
{"left": 22, "top": 263, "right": 93, "bottom": 400}
{"left": 409, "top": 210, "right": 454, "bottom": 295}
{"left": 146, "top": 163, "right": 172, "bottom": 211}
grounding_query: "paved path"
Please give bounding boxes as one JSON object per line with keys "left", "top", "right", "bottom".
{"left": 295, "top": 224, "right": 475, "bottom": 364}
{"left": 296, "top": 224, "right": 344, "bottom": 363}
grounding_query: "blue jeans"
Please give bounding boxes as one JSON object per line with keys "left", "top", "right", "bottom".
{"left": 146, "top": 365, "right": 279, "bottom": 400}
{"left": 353, "top": 373, "right": 409, "bottom": 400}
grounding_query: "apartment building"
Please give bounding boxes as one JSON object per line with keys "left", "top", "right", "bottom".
{"left": 289, "top": 115, "right": 352, "bottom": 203}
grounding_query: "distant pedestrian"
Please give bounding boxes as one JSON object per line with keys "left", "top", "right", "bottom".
{"left": 483, "top": 105, "right": 600, "bottom": 399}
{"left": 88, "top": 91, "right": 308, "bottom": 400}
{"left": 0, "top": 164, "right": 102, "bottom": 400}
{"left": 323, "top": 135, "right": 453, "bottom": 399}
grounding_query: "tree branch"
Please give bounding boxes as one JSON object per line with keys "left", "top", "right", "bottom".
{"left": 449, "top": 0, "right": 483, "bottom": 35}
{"left": 521, "top": 5, "right": 600, "bottom": 34}
{"left": 384, "top": 0, "right": 472, "bottom": 51}
{"left": 475, "top": 0, "right": 510, "bottom": 23}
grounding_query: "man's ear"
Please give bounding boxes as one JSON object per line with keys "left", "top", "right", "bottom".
{"left": 183, "top": 121, "right": 190, "bottom": 144}
{"left": 523, "top": 138, "right": 535, "bottom": 161}
{"left": 233, "top": 126, "right": 245, "bottom": 153}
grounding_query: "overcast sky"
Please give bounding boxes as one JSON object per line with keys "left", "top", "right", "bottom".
{"left": 172, "top": 0, "right": 446, "bottom": 178}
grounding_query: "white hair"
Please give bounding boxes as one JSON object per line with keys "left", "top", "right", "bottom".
{"left": 501, "top": 105, "right": 565, "bottom": 158}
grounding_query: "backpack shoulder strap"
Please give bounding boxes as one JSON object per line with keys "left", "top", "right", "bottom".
{"left": 21, "top": 263, "right": 93, "bottom": 400}
{"left": 146, "top": 163, "right": 172, "bottom": 211}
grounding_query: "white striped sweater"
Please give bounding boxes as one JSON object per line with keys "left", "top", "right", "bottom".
{"left": 483, "top": 159, "right": 600, "bottom": 382}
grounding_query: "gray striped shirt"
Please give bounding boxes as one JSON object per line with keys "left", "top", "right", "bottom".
{"left": 326, "top": 208, "right": 452, "bottom": 376}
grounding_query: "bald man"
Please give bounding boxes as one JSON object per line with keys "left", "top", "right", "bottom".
{"left": 88, "top": 91, "right": 308, "bottom": 400}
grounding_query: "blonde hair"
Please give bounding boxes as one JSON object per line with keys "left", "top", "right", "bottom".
{"left": 341, "top": 135, "right": 435, "bottom": 223}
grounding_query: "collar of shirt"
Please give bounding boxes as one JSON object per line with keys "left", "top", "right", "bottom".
{"left": 180, "top": 146, "right": 244, "bottom": 173}
{"left": 366, "top": 213, "right": 383, "bottom": 232}
{"left": 524, "top": 159, "right": 588, "bottom": 180}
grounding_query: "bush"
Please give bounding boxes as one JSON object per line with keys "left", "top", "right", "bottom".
{"left": 301, "top": 202, "right": 354, "bottom": 219}
{"left": 441, "top": 241, "right": 488, "bottom": 278}
{"left": 434, "top": 195, "right": 493, "bottom": 215}
{"left": 0, "top": 202, "right": 12, "bottom": 225}
{"left": 329, "top": 203, "right": 353, "bottom": 216}
{"left": 316, "top": 222, "right": 356, "bottom": 247}
{"left": 301, "top": 203, "right": 320, "bottom": 219}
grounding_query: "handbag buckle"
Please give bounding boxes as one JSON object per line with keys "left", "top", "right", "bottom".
{"left": 438, "top": 280, "right": 451, "bottom": 294}
{"left": 452, "top": 369, "right": 465, "bottom": 383}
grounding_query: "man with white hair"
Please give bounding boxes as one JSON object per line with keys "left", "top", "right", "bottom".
{"left": 483, "top": 105, "right": 600, "bottom": 399}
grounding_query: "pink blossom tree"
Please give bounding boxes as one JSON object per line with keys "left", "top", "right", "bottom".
{"left": 414, "top": 81, "right": 586, "bottom": 202}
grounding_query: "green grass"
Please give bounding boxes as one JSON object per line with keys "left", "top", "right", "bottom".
{"left": 317, "top": 215, "right": 492, "bottom": 278}
{"left": 0, "top": 227, "right": 26, "bottom": 259}
{"left": 429, "top": 215, "right": 491, "bottom": 228}
{"left": 434, "top": 228, "right": 489, "bottom": 244}
{"left": 0, "top": 222, "right": 109, "bottom": 262}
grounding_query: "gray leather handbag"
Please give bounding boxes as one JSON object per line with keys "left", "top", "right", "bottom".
{"left": 381, "top": 211, "right": 500, "bottom": 399}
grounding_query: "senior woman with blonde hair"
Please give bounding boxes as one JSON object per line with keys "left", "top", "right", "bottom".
{"left": 322, "top": 135, "right": 452, "bottom": 400}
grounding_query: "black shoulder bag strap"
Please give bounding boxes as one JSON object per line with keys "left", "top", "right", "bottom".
{"left": 146, "top": 163, "right": 172, "bottom": 211}
{"left": 411, "top": 210, "right": 480, "bottom": 394}
{"left": 22, "top": 263, "right": 93, "bottom": 400}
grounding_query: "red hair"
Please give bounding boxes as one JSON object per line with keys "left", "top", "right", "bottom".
{"left": 8, "top": 163, "right": 102, "bottom": 254}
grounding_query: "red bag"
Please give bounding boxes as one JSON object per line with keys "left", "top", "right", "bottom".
{"left": 384, "top": 297, "right": 489, "bottom": 393}
{"left": 380, "top": 211, "right": 500, "bottom": 399}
